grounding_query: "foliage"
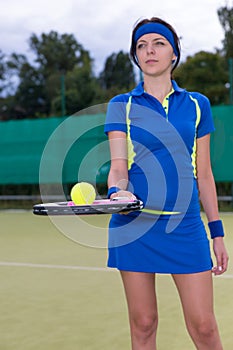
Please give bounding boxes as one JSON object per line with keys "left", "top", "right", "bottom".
{"left": 29, "top": 31, "right": 83, "bottom": 75}
{"left": 99, "top": 50, "right": 135, "bottom": 99}
{"left": 174, "top": 51, "right": 229, "bottom": 105}
{"left": 0, "top": 50, "right": 5, "bottom": 90}
{"left": 50, "top": 50, "right": 104, "bottom": 116}
{"left": 0, "top": 4, "right": 233, "bottom": 120}
{"left": 0, "top": 32, "right": 137, "bottom": 119}
{"left": 218, "top": 4, "right": 233, "bottom": 59}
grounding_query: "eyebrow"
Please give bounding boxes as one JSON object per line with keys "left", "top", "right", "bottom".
{"left": 137, "top": 36, "right": 167, "bottom": 44}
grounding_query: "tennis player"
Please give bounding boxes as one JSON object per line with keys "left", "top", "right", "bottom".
{"left": 104, "top": 17, "right": 229, "bottom": 349}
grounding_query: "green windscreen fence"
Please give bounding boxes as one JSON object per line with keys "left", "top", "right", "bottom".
{"left": 211, "top": 106, "right": 233, "bottom": 182}
{"left": 0, "top": 114, "right": 109, "bottom": 185}
{"left": 0, "top": 106, "right": 232, "bottom": 185}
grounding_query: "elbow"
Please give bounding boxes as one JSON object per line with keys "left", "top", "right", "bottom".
{"left": 196, "top": 165, "right": 214, "bottom": 182}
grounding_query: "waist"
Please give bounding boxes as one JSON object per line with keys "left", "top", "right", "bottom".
{"left": 128, "top": 174, "right": 200, "bottom": 216}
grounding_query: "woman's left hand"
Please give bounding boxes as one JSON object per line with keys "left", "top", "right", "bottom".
{"left": 212, "top": 237, "right": 229, "bottom": 275}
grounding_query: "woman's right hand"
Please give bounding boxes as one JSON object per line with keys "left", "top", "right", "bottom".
{"left": 110, "top": 190, "right": 137, "bottom": 201}
{"left": 110, "top": 191, "right": 137, "bottom": 215}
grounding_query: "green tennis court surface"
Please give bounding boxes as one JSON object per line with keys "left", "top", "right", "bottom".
{"left": 0, "top": 211, "right": 232, "bottom": 350}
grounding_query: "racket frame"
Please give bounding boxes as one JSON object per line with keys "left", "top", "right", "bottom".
{"left": 33, "top": 198, "right": 143, "bottom": 216}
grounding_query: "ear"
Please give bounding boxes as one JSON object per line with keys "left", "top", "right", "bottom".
{"left": 172, "top": 53, "right": 177, "bottom": 64}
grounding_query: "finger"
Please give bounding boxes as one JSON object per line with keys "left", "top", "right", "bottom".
{"left": 222, "top": 255, "right": 229, "bottom": 272}
{"left": 212, "top": 266, "right": 219, "bottom": 275}
{"left": 212, "top": 254, "right": 222, "bottom": 275}
{"left": 217, "top": 266, "right": 223, "bottom": 274}
{"left": 213, "top": 254, "right": 228, "bottom": 275}
{"left": 212, "top": 266, "right": 223, "bottom": 276}
{"left": 116, "top": 191, "right": 136, "bottom": 200}
{"left": 218, "top": 253, "right": 229, "bottom": 274}
{"left": 110, "top": 193, "right": 118, "bottom": 199}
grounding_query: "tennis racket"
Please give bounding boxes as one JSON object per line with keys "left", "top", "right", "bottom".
{"left": 33, "top": 198, "right": 143, "bottom": 216}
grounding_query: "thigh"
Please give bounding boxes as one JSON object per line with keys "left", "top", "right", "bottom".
{"left": 172, "top": 271, "right": 215, "bottom": 325}
{"left": 120, "top": 271, "right": 158, "bottom": 318}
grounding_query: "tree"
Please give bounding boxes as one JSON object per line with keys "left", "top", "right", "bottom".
{"left": 51, "top": 51, "right": 101, "bottom": 115}
{"left": 218, "top": 4, "right": 233, "bottom": 59}
{"left": 99, "top": 50, "right": 135, "bottom": 97}
{"left": 0, "top": 31, "right": 99, "bottom": 119}
{"left": 29, "top": 31, "right": 96, "bottom": 116}
{"left": 174, "top": 51, "right": 229, "bottom": 105}
{"left": 0, "top": 50, "right": 5, "bottom": 86}
{"left": 1, "top": 53, "right": 48, "bottom": 119}
{"left": 0, "top": 51, "right": 21, "bottom": 98}
{"left": 29, "top": 31, "right": 84, "bottom": 76}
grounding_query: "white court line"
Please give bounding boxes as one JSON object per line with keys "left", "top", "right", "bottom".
{"left": 0, "top": 261, "right": 232, "bottom": 279}
{"left": 0, "top": 261, "right": 113, "bottom": 272}
{"left": 218, "top": 274, "right": 233, "bottom": 279}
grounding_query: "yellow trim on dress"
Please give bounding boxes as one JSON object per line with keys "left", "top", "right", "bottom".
{"left": 126, "top": 96, "right": 136, "bottom": 170}
{"left": 162, "top": 89, "right": 174, "bottom": 119}
{"left": 189, "top": 95, "right": 201, "bottom": 178}
{"left": 142, "top": 208, "right": 180, "bottom": 215}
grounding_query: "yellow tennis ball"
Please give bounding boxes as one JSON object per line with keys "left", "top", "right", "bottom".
{"left": 70, "top": 182, "right": 96, "bottom": 205}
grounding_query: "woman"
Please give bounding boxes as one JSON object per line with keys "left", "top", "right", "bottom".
{"left": 104, "top": 17, "right": 228, "bottom": 349}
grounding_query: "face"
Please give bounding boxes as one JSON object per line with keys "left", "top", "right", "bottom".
{"left": 136, "top": 33, "right": 177, "bottom": 77}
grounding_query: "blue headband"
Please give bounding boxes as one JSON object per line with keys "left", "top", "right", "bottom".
{"left": 133, "top": 22, "right": 178, "bottom": 56}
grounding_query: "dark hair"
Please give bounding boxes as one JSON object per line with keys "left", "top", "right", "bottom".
{"left": 129, "top": 17, "right": 181, "bottom": 74}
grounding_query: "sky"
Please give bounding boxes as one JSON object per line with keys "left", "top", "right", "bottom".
{"left": 0, "top": 0, "right": 231, "bottom": 75}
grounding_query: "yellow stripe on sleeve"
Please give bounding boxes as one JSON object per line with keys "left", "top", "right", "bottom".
{"left": 189, "top": 95, "right": 201, "bottom": 178}
{"left": 126, "top": 96, "right": 136, "bottom": 170}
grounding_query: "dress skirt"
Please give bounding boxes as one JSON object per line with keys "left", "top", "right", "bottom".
{"left": 107, "top": 212, "right": 213, "bottom": 274}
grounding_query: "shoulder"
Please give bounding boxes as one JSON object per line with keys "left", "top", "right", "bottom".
{"left": 172, "top": 81, "right": 211, "bottom": 111}
{"left": 172, "top": 81, "right": 211, "bottom": 106}
{"left": 109, "top": 92, "right": 132, "bottom": 104}
{"left": 186, "top": 91, "right": 211, "bottom": 108}
{"left": 187, "top": 92, "right": 214, "bottom": 136}
{"left": 108, "top": 82, "right": 144, "bottom": 103}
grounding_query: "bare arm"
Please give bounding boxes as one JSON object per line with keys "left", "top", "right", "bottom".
{"left": 196, "top": 134, "right": 229, "bottom": 274}
{"left": 196, "top": 134, "right": 219, "bottom": 222}
{"left": 107, "top": 131, "right": 136, "bottom": 199}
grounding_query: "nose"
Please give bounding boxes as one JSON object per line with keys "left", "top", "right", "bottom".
{"left": 147, "top": 43, "right": 156, "bottom": 54}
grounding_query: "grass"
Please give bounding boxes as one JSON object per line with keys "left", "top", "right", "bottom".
{"left": 0, "top": 211, "right": 232, "bottom": 349}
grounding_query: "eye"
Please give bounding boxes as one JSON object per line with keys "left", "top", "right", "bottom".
{"left": 155, "top": 41, "right": 165, "bottom": 46}
{"left": 137, "top": 42, "right": 146, "bottom": 50}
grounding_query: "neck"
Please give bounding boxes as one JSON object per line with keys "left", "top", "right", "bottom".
{"left": 143, "top": 76, "right": 173, "bottom": 103}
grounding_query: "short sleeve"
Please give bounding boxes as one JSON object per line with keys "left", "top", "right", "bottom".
{"left": 104, "top": 94, "right": 129, "bottom": 135}
{"left": 196, "top": 94, "right": 215, "bottom": 138}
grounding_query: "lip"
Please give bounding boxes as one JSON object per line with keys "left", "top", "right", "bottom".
{"left": 145, "top": 59, "right": 158, "bottom": 64}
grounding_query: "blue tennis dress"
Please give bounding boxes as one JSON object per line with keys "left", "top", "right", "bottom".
{"left": 104, "top": 81, "right": 214, "bottom": 274}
